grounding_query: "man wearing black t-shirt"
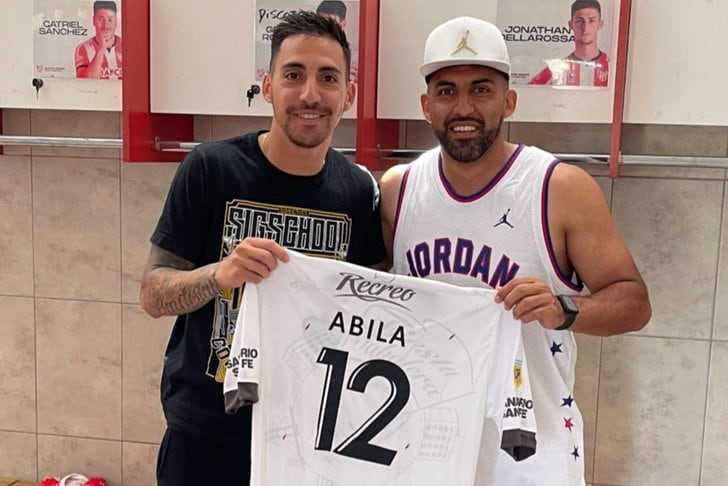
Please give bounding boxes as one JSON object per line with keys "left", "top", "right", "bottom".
{"left": 140, "top": 11, "right": 384, "bottom": 486}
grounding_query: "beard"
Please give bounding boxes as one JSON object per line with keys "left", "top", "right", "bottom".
{"left": 281, "top": 103, "right": 335, "bottom": 149}
{"left": 433, "top": 116, "right": 503, "bottom": 163}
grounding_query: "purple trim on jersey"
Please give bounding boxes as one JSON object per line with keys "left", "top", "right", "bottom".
{"left": 391, "top": 166, "right": 411, "bottom": 244}
{"left": 541, "top": 161, "right": 584, "bottom": 292}
{"left": 438, "top": 144, "right": 525, "bottom": 202}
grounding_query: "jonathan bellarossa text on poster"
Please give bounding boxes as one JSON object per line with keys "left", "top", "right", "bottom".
{"left": 34, "top": 0, "right": 123, "bottom": 80}
{"left": 496, "top": 0, "right": 614, "bottom": 89}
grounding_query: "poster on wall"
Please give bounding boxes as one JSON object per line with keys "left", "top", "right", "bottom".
{"left": 496, "top": 0, "right": 614, "bottom": 88}
{"left": 33, "top": 0, "right": 123, "bottom": 80}
{"left": 255, "top": 0, "right": 359, "bottom": 82}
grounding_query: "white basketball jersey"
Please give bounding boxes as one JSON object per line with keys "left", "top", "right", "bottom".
{"left": 224, "top": 250, "right": 536, "bottom": 486}
{"left": 392, "top": 145, "right": 586, "bottom": 486}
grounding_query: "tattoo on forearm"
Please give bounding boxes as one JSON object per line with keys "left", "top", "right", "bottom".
{"left": 150, "top": 266, "right": 219, "bottom": 316}
{"left": 158, "top": 267, "right": 217, "bottom": 315}
{"left": 141, "top": 245, "right": 222, "bottom": 317}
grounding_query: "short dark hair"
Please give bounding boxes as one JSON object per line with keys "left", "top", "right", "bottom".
{"left": 571, "top": 0, "right": 601, "bottom": 16}
{"left": 316, "top": 1, "right": 347, "bottom": 20}
{"left": 270, "top": 10, "right": 351, "bottom": 80}
{"left": 93, "top": 1, "right": 117, "bottom": 13}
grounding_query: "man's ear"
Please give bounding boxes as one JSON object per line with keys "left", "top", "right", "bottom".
{"left": 262, "top": 72, "right": 273, "bottom": 103}
{"left": 420, "top": 93, "right": 432, "bottom": 124}
{"left": 343, "top": 80, "right": 356, "bottom": 112}
{"left": 504, "top": 88, "right": 517, "bottom": 119}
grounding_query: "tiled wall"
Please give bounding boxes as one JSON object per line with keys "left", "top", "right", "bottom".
{"left": 0, "top": 109, "right": 727, "bottom": 485}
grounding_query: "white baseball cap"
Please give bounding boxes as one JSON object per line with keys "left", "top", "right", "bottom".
{"left": 420, "top": 16, "right": 510, "bottom": 80}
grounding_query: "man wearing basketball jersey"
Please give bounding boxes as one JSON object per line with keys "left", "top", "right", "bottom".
{"left": 380, "top": 16, "right": 651, "bottom": 485}
{"left": 528, "top": 1, "right": 608, "bottom": 87}
{"left": 140, "top": 12, "right": 384, "bottom": 485}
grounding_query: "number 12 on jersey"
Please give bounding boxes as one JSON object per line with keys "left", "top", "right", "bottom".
{"left": 314, "top": 347, "right": 411, "bottom": 466}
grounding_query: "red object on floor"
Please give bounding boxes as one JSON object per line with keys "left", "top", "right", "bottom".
{"left": 38, "top": 475, "right": 107, "bottom": 486}
{"left": 85, "top": 478, "right": 107, "bottom": 486}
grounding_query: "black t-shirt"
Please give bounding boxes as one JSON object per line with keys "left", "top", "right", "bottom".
{"left": 151, "top": 131, "right": 385, "bottom": 444}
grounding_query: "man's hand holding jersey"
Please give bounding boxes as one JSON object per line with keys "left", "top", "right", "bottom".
{"left": 215, "top": 237, "right": 289, "bottom": 287}
{"left": 495, "top": 277, "right": 571, "bottom": 331}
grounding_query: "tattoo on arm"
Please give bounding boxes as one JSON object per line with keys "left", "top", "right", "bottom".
{"left": 140, "top": 245, "right": 221, "bottom": 318}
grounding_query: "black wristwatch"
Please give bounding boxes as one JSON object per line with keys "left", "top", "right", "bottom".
{"left": 555, "top": 295, "right": 579, "bottom": 331}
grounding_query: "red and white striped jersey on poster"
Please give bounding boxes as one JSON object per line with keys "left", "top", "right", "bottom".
{"left": 529, "top": 50, "right": 609, "bottom": 87}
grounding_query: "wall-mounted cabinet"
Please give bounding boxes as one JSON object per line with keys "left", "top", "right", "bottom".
{"left": 624, "top": 0, "right": 728, "bottom": 125}
{"left": 150, "top": 0, "right": 357, "bottom": 119}
{"left": 0, "top": 0, "right": 121, "bottom": 111}
{"left": 377, "top": 0, "right": 620, "bottom": 123}
{"left": 3, "top": 0, "right": 726, "bottom": 128}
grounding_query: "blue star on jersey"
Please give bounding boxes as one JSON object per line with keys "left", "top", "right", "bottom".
{"left": 550, "top": 341, "right": 563, "bottom": 356}
{"left": 561, "top": 394, "right": 574, "bottom": 407}
{"left": 571, "top": 446, "right": 580, "bottom": 460}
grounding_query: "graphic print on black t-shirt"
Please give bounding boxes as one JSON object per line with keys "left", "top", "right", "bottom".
{"left": 207, "top": 198, "right": 353, "bottom": 381}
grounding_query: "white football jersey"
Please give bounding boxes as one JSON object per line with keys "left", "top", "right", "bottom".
{"left": 224, "top": 250, "right": 536, "bottom": 486}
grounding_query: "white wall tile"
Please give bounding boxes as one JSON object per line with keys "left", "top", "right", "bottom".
{"left": 36, "top": 299, "right": 122, "bottom": 440}
{"left": 32, "top": 156, "right": 121, "bottom": 301}
{"left": 122, "top": 442, "right": 159, "bottom": 486}
{"left": 0, "top": 296, "right": 35, "bottom": 432}
{"left": 594, "top": 336, "right": 709, "bottom": 485}
{"left": 0, "top": 431, "right": 37, "bottom": 481}
{"left": 622, "top": 125, "right": 728, "bottom": 158}
{"left": 0, "top": 155, "right": 33, "bottom": 296}
{"left": 612, "top": 178, "right": 723, "bottom": 339}
{"left": 122, "top": 305, "right": 172, "bottom": 443}
{"left": 701, "top": 342, "right": 728, "bottom": 484}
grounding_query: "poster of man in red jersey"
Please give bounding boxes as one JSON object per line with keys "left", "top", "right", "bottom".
{"left": 497, "top": 0, "right": 614, "bottom": 88}
{"left": 34, "top": 0, "right": 122, "bottom": 80}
